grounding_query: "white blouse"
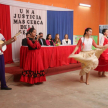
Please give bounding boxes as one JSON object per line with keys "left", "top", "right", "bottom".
{"left": 62, "top": 39, "right": 71, "bottom": 45}
{"left": 78, "top": 37, "right": 94, "bottom": 51}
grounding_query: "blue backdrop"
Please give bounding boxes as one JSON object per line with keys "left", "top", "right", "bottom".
{"left": 47, "top": 11, "right": 73, "bottom": 44}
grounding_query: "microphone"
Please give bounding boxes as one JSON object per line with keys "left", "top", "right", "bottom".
{"left": 35, "top": 35, "right": 37, "bottom": 39}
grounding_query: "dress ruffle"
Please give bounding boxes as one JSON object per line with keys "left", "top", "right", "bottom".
{"left": 69, "top": 48, "right": 107, "bottom": 75}
{"left": 20, "top": 49, "right": 46, "bottom": 84}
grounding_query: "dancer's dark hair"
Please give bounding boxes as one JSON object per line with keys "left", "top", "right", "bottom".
{"left": 102, "top": 29, "right": 107, "bottom": 35}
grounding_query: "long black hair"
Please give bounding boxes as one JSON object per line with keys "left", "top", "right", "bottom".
{"left": 102, "top": 29, "right": 107, "bottom": 35}
{"left": 82, "top": 28, "right": 92, "bottom": 44}
{"left": 46, "top": 34, "right": 52, "bottom": 40}
{"left": 29, "top": 28, "right": 35, "bottom": 34}
{"left": 83, "top": 28, "right": 92, "bottom": 37}
{"left": 26, "top": 32, "right": 30, "bottom": 36}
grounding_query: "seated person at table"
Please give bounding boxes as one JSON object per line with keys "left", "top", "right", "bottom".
{"left": 62, "top": 34, "right": 71, "bottom": 45}
{"left": 22, "top": 32, "right": 30, "bottom": 46}
{"left": 53, "top": 34, "right": 61, "bottom": 46}
{"left": 46, "top": 34, "right": 55, "bottom": 46}
{"left": 38, "top": 32, "right": 46, "bottom": 46}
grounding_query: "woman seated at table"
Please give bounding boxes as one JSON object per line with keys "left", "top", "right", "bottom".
{"left": 62, "top": 34, "right": 71, "bottom": 45}
{"left": 53, "top": 34, "right": 61, "bottom": 46}
{"left": 46, "top": 34, "right": 55, "bottom": 46}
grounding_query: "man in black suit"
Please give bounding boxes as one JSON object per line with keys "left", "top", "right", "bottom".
{"left": 38, "top": 32, "right": 46, "bottom": 46}
{"left": 22, "top": 32, "right": 30, "bottom": 46}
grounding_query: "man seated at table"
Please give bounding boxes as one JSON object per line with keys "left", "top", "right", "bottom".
{"left": 22, "top": 32, "right": 30, "bottom": 46}
{"left": 38, "top": 32, "right": 46, "bottom": 46}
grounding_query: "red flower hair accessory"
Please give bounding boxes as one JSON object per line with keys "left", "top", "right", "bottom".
{"left": 27, "top": 28, "right": 31, "bottom": 32}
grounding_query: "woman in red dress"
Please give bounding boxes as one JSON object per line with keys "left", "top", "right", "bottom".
{"left": 95, "top": 29, "right": 108, "bottom": 77}
{"left": 20, "top": 28, "right": 46, "bottom": 84}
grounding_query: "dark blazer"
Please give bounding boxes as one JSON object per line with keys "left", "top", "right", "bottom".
{"left": 22, "top": 38, "right": 28, "bottom": 46}
{"left": 38, "top": 38, "right": 46, "bottom": 45}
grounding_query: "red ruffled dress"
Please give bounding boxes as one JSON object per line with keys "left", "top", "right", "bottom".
{"left": 20, "top": 38, "right": 46, "bottom": 84}
{"left": 95, "top": 37, "right": 108, "bottom": 71}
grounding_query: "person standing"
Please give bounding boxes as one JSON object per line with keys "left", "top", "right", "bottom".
{"left": 0, "top": 33, "right": 16, "bottom": 90}
{"left": 95, "top": 29, "right": 108, "bottom": 77}
{"left": 69, "top": 28, "right": 108, "bottom": 85}
{"left": 20, "top": 28, "right": 46, "bottom": 84}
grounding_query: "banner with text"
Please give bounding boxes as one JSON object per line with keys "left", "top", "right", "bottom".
{"left": 10, "top": 6, "right": 47, "bottom": 62}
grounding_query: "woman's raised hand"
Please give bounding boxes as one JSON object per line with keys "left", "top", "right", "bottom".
{"left": 36, "top": 35, "right": 40, "bottom": 41}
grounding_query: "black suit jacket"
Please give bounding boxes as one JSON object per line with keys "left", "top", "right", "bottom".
{"left": 22, "top": 38, "right": 28, "bottom": 46}
{"left": 38, "top": 38, "right": 46, "bottom": 45}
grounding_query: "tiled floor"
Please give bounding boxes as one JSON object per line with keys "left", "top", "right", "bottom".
{"left": 0, "top": 63, "right": 108, "bottom": 108}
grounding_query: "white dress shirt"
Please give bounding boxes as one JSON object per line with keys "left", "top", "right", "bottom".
{"left": 0, "top": 33, "right": 5, "bottom": 55}
{"left": 62, "top": 39, "right": 71, "bottom": 45}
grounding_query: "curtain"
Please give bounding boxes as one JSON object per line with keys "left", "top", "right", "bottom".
{"left": 0, "top": 4, "right": 13, "bottom": 63}
{"left": 47, "top": 11, "right": 73, "bottom": 43}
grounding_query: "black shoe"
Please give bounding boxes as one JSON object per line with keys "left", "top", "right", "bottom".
{"left": 1, "top": 87, "right": 12, "bottom": 90}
